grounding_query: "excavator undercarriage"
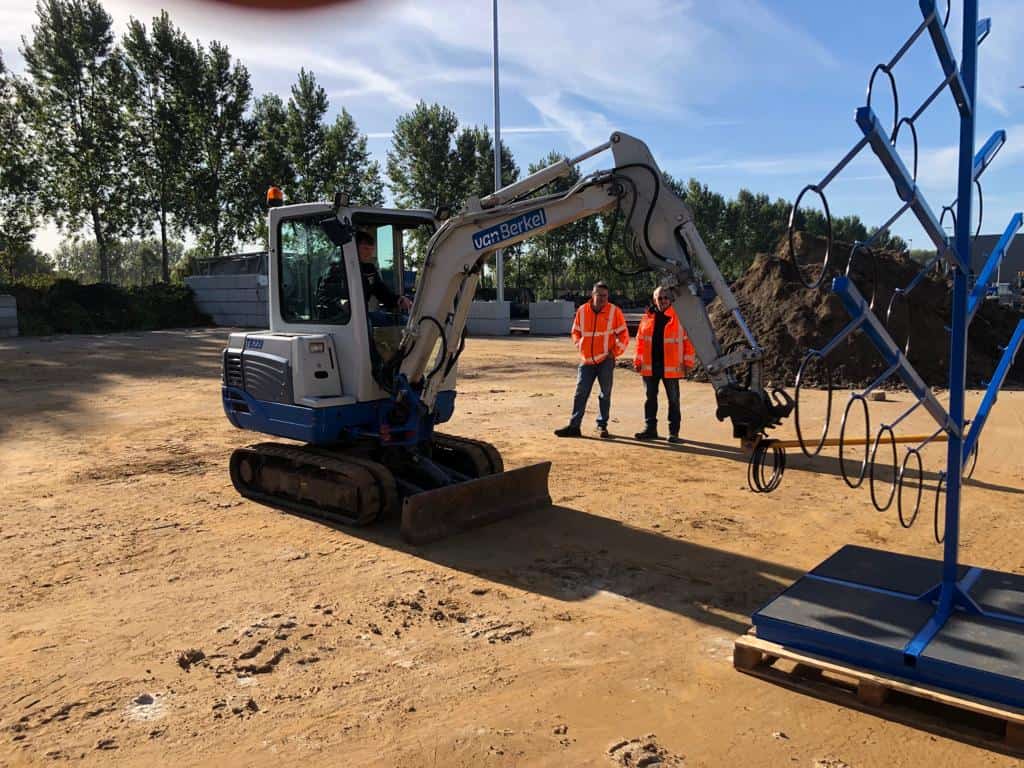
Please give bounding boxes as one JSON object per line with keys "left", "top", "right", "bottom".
{"left": 228, "top": 434, "right": 551, "bottom": 543}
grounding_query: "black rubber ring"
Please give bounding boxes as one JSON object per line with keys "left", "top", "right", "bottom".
{"left": 869, "top": 424, "right": 898, "bottom": 512}
{"left": 933, "top": 472, "right": 947, "bottom": 544}
{"left": 759, "top": 444, "right": 786, "bottom": 493}
{"left": 867, "top": 63, "right": 900, "bottom": 140}
{"left": 897, "top": 448, "right": 924, "bottom": 528}
{"left": 795, "top": 351, "right": 833, "bottom": 458}
{"left": 788, "top": 184, "right": 833, "bottom": 290}
{"left": 964, "top": 440, "right": 979, "bottom": 480}
{"left": 839, "top": 394, "right": 871, "bottom": 489}
{"left": 885, "top": 290, "right": 912, "bottom": 357}
{"left": 846, "top": 242, "right": 879, "bottom": 311}
{"left": 891, "top": 117, "right": 919, "bottom": 183}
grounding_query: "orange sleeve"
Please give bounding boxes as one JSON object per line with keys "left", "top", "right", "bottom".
{"left": 613, "top": 307, "right": 629, "bottom": 357}
{"left": 634, "top": 314, "right": 647, "bottom": 367}
{"left": 571, "top": 306, "right": 583, "bottom": 348}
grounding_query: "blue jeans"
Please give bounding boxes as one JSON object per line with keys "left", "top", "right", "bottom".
{"left": 569, "top": 357, "right": 614, "bottom": 428}
{"left": 643, "top": 375, "right": 681, "bottom": 434}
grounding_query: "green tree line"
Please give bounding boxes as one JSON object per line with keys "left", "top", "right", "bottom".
{"left": 1, "top": 0, "right": 908, "bottom": 298}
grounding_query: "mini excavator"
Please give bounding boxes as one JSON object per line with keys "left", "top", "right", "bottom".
{"left": 221, "top": 132, "right": 793, "bottom": 542}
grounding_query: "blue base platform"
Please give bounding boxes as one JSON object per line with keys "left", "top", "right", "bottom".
{"left": 752, "top": 546, "right": 1024, "bottom": 708}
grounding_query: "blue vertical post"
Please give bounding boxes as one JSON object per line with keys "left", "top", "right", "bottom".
{"left": 939, "top": 0, "right": 978, "bottom": 616}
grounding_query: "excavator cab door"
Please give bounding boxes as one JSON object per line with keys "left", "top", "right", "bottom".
{"left": 349, "top": 214, "right": 433, "bottom": 386}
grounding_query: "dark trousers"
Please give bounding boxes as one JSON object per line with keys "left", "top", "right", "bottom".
{"left": 643, "top": 375, "right": 681, "bottom": 434}
{"left": 569, "top": 357, "right": 614, "bottom": 428}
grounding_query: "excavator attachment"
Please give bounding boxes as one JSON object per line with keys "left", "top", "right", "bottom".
{"left": 401, "top": 461, "right": 552, "bottom": 545}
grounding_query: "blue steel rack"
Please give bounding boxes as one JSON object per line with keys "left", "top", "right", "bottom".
{"left": 751, "top": 1, "right": 1024, "bottom": 709}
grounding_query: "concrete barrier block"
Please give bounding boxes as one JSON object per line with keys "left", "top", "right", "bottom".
{"left": 210, "top": 311, "right": 268, "bottom": 328}
{"left": 529, "top": 300, "right": 575, "bottom": 320}
{"left": 529, "top": 300, "right": 575, "bottom": 335}
{"left": 467, "top": 300, "right": 510, "bottom": 336}
{"left": 187, "top": 274, "right": 264, "bottom": 291}
{"left": 243, "top": 314, "right": 270, "bottom": 329}
{"left": 0, "top": 295, "right": 17, "bottom": 336}
{"left": 198, "top": 288, "right": 261, "bottom": 303}
{"left": 196, "top": 300, "right": 267, "bottom": 317}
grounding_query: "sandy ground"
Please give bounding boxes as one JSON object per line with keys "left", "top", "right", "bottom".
{"left": 2, "top": 329, "right": 1024, "bottom": 767}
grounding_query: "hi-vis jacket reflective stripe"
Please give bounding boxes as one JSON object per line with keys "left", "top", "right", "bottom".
{"left": 633, "top": 306, "right": 695, "bottom": 379}
{"left": 571, "top": 302, "right": 629, "bottom": 365}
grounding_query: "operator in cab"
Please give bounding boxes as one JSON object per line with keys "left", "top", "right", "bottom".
{"left": 357, "top": 230, "right": 412, "bottom": 314}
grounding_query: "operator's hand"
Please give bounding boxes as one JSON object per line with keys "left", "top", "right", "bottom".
{"left": 398, "top": 295, "right": 413, "bottom": 312}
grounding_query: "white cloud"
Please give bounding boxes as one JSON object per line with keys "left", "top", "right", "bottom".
{"left": 523, "top": 92, "right": 615, "bottom": 149}
{"left": 687, "top": 147, "right": 877, "bottom": 179}
{"left": 976, "top": 0, "right": 1024, "bottom": 116}
{"left": 397, "top": 0, "right": 840, "bottom": 147}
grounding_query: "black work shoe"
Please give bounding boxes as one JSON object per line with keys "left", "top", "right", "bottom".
{"left": 667, "top": 434, "right": 684, "bottom": 444}
{"left": 554, "top": 425, "right": 582, "bottom": 438}
{"left": 634, "top": 428, "right": 659, "bottom": 440}
{"left": 598, "top": 427, "right": 610, "bottom": 439}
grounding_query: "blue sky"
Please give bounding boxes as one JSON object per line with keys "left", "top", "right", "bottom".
{"left": 1, "top": 0, "right": 1021, "bottom": 255}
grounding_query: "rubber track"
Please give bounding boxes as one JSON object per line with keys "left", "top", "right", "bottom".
{"left": 304, "top": 447, "right": 400, "bottom": 520}
{"left": 230, "top": 443, "right": 387, "bottom": 526}
{"left": 433, "top": 433, "right": 504, "bottom": 476}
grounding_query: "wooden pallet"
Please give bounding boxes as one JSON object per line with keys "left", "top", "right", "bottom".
{"left": 734, "top": 631, "right": 1024, "bottom": 756}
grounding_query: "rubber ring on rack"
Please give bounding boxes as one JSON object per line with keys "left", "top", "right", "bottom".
{"left": 933, "top": 472, "right": 947, "bottom": 544}
{"left": 869, "top": 424, "right": 898, "bottom": 512}
{"left": 794, "top": 350, "right": 832, "bottom": 457}
{"left": 867, "top": 63, "right": 900, "bottom": 141}
{"left": 846, "top": 242, "right": 879, "bottom": 311}
{"left": 891, "top": 117, "right": 919, "bottom": 183}
{"left": 897, "top": 448, "right": 924, "bottom": 528}
{"left": 839, "top": 394, "right": 871, "bottom": 489}
{"left": 885, "top": 289, "right": 912, "bottom": 357}
{"left": 964, "top": 440, "right": 979, "bottom": 480}
{"left": 787, "top": 184, "right": 833, "bottom": 290}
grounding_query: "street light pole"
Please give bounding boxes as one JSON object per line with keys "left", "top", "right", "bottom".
{"left": 492, "top": 0, "right": 504, "bottom": 303}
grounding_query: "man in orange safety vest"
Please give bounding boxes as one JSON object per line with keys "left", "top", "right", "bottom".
{"left": 633, "top": 286, "right": 695, "bottom": 443}
{"left": 554, "top": 281, "right": 629, "bottom": 439}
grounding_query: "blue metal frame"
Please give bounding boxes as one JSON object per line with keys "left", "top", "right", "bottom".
{"left": 752, "top": 1, "right": 1024, "bottom": 709}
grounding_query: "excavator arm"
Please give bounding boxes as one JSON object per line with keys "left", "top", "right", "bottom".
{"left": 395, "top": 132, "right": 792, "bottom": 441}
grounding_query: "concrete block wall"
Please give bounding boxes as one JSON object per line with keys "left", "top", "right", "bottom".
{"left": 467, "top": 300, "right": 510, "bottom": 336}
{"left": 185, "top": 274, "right": 269, "bottom": 328}
{"left": 529, "top": 300, "right": 574, "bottom": 335}
{"left": 0, "top": 295, "right": 17, "bottom": 337}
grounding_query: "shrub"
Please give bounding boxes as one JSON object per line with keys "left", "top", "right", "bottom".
{"left": 0, "top": 278, "right": 211, "bottom": 336}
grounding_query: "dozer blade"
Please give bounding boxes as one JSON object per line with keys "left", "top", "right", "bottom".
{"left": 400, "top": 462, "right": 552, "bottom": 545}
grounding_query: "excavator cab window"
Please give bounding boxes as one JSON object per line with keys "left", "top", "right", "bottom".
{"left": 278, "top": 215, "right": 351, "bottom": 325}
{"left": 376, "top": 224, "right": 397, "bottom": 300}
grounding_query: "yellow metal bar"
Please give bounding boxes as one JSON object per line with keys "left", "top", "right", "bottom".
{"left": 768, "top": 434, "right": 948, "bottom": 449}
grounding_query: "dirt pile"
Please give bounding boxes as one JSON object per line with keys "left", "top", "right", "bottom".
{"left": 708, "top": 233, "right": 1024, "bottom": 389}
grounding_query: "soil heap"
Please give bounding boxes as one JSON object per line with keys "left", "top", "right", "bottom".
{"left": 707, "top": 233, "right": 1024, "bottom": 389}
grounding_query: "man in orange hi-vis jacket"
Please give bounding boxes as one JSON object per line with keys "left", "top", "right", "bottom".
{"left": 554, "top": 281, "right": 629, "bottom": 439}
{"left": 633, "top": 286, "right": 695, "bottom": 443}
